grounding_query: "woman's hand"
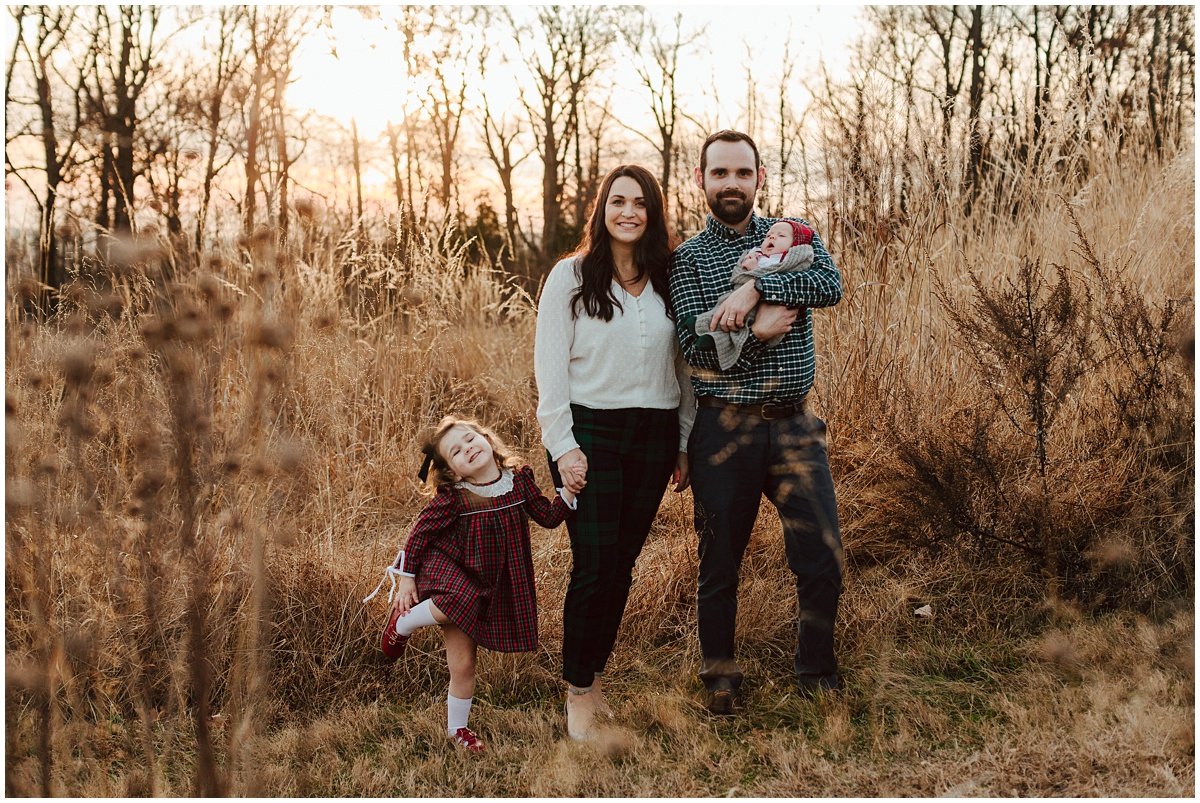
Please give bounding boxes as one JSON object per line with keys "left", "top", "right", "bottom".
{"left": 671, "top": 451, "right": 691, "bottom": 492}
{"left": 392, "top": 576, "right": 419, "bottom": 618}
{"left": 556, "top": 448, "right": 588, "bottom": 495}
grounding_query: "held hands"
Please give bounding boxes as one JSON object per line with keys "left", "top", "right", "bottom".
{"left": 556, "top": 448, "right": 588, "bottom": 495}
{"left": 391, "top": 576, "right": 419, "bottom": 619}
{"left": 710, "top": 281, "right": 762, "bottom": 332}
{"left": 671, "top": 452, "right": 690, "bottom": 492}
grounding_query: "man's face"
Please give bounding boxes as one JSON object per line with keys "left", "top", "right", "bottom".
{"left": 695, "top": 140, "right": 765, "bottom": 226}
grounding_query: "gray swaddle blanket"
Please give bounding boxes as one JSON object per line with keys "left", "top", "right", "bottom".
{"left": 692, "top": 243, "right": 814, "bottom": 370}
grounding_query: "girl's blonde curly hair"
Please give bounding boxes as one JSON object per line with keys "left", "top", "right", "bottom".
{"left": 419, "top": 415, "right": 518, "bottom": 488}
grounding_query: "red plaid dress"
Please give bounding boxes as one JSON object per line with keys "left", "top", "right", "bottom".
{"left": 399, "top": 466, "right": 570, "bottom": 652}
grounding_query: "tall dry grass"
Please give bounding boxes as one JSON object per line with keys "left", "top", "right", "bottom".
{"left": 5, "top": 134, "right": 1194, "bottom": 793}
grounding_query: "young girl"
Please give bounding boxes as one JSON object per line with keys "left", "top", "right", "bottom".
{"left": 365, "top": 415, "right": 576, "bottom": 753}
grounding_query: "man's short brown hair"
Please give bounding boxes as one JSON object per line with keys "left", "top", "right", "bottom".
{"left": 700, "top": 130, "right": 761, "bottom": 173}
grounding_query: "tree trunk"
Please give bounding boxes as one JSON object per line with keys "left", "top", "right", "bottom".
{"left": 351, "top": 118, "right": 364, "bottom": 225}
{"left": 113, "top": 114, "right": 136, "bottom": 234}
{"left": 540, "top": 95, "right": 560, "bottom": 257}
{"left": 244, "top": 63, "right": 263, "bottom": 233}
{"left": 964, "top": 5, "right": 985, "bottom": 216}
{"left": 35, "top": 56, "right": 63, "bottom": 292}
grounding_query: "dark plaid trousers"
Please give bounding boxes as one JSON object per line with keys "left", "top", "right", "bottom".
{"left": 550, "top": 404, "right": 678, "bottom": 688}
{"left": 688, "top": 404, "right": 842, "bottom": 691}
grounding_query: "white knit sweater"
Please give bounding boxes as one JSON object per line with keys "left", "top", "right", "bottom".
{"left": 534, "top": 257, "right": 696, "bottom": 461}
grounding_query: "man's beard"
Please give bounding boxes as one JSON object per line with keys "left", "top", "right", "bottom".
{"left": 708, "top": 189, "right": 753, "bottom": 225}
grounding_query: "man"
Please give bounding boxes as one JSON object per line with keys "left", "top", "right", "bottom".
{"left": 669, "top": 130, "right": 843, "bottom": 714}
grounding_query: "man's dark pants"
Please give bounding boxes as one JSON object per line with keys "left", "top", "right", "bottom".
{"left": 688, "top": 403, "right": 842, "bottom": 693}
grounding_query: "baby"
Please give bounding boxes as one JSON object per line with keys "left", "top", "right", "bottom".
{"left": 688, "top": 219, "right": 815, "bottom": 370}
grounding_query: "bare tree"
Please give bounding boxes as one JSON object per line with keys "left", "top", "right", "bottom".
{"left": 765, "top": 36, "right": 801, "bottom": 217}
{"left": 619, "top": 10, "right": 698, "bottom": 216}
{"left": 511, "top": 6, "right": 615, "bottom": 259}
{"left": 85, "top": 5, "right": 161, "bottom": 235}
{"left": 241, "top": 7, "right": 285, "bottom": 233}
{"left": 963, "top": 5, "right": 987, "bottom": 215}
{"left": 419, "top": 6, "right": 479, "bottom": 218}
{"left": 350, "top": 118, "right": 364, "bottom": 225}
{"left": 477, "top": 45, "right": 534, "bottom": 262}
{"left": 240, "top": 7, "right": 309, "bottom": 239}
{"left": 193, "top": 6, "right": 246, "bottom": 250}
{"left": 920, "top": 5, "right": 968, "bottom": 178}
{"left": 9, "top": 7, "right": 90, "bottom": 296}
{"left": 268, "top": 41, "right": 309, "bottom": 244}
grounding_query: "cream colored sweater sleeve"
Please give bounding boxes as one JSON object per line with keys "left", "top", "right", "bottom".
{"left": 675, "top": 347, "right": 696, "bottom": 452}
{"left": 534, "top": 260, "right": 580, "bottom": 461}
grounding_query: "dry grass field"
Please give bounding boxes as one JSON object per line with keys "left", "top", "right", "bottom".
{"left": 5, "top": 136, "right": 1194, "bottom": 795}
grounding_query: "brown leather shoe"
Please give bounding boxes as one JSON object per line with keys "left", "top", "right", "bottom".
{"left": 706, "top": 687, "right": 737, "bottom": 716}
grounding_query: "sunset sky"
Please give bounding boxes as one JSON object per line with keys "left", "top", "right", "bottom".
{"left": 282, "top": 3, "right": 866, "bottom": 212}
{"left": 289, "top": 4, "right": 864, "bottom": 140}
{"left": 4, "top": 3, "right": 867, "bottom": 225}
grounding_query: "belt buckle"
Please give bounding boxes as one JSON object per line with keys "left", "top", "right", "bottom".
{"left": 760, "top": 401, "right": 789, "bottom": 420}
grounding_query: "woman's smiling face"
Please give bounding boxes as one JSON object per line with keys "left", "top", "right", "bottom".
{"left": 603, "top": 175, "right": 648, "bottom": 247}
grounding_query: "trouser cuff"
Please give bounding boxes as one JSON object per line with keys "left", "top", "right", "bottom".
{"left": 698, "top": 657, "right": 744, "bottom": 692}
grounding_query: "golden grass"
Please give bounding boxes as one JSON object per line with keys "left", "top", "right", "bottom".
{"left": 5, "top": 134, "right": 1194, "bottom": 794}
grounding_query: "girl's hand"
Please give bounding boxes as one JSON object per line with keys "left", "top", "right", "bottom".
{"left": 740, "top": 252, "right": 759, "bottom": 271}
{"left": 556, "top": 448, "right": 588, "bottom": 494}
{"left": 393, "top": 576, "right": 419, "bottom": 618}
{"left": 671, "top": 451, "right": 691, "bottom": 492}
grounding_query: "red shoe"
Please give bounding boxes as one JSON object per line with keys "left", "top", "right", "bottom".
{"left": 451, "top": 727, "right": 485, "bottom": 753}
{"left": 380, "top": 605, "right": 409, "bottom": 661}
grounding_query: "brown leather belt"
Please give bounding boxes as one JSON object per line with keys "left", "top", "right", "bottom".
{"left": 697, "top": 396, "right": 806, "bottom": 420}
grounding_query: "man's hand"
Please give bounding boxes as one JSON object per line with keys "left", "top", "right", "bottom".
{"left": 556, "top": 448, "right": 588, "bottom": 494}
{"left": 749, "top": 303, "right": 799, "bottom": 342}
{"left": 671, "top": 452, "right": 690, "bottom": 492}
{"left": 709, "top": 281, "right": 761, "bottom": 332}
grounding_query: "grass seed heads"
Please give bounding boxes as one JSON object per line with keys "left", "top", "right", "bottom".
{"left": 6, "top": 477, "right": 38, "bottom": 511}
{"left": 61, "top": 343, "right": 96, "bottom": 386}
{"left": 248, "top": 321, "right": 293, "bottom": 350}
{"left": 274, "top": 438, "right": 306, "bottom": 474}
{"left": 219, "top": 453, "right": 244, "bottom": 475}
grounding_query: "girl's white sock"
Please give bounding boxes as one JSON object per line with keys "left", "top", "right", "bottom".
{"left": 446, "top": 692, "right": 473, "bottom": 735}
{"left": 395, "top": 599, "right": 440, "bottom": 636}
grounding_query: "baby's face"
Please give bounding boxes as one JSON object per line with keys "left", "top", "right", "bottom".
{"left": 761, "top": 222, "right": 795, "bottom": 256}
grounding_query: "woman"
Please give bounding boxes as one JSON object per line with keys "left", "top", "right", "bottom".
{"left": 534, "top": 164, "right": 694, "bottom": 741}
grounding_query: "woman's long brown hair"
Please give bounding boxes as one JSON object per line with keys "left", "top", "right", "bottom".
{"left": 568, "top": 164, "right": 673, "bottom": 322}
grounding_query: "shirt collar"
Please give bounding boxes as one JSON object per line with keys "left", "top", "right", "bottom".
{"left": 704, "top": 211, "right": 764, "bottom": 242}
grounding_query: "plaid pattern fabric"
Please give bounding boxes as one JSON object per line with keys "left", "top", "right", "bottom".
{"left": 401, "top": 466, "right": 570, "bottom": 652}
{"left": 670, "top": 212, "right": 843, "bottom": 403}
{"left": 551, "top": 405, "right": 678, "bottom": 687}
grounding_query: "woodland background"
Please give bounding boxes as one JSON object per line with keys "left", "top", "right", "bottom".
{"left": 4, "top": 5, "right": 1195, "bottom": 796}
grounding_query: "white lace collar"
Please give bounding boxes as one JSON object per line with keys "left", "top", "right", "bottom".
{"left": 455, "top": 468, "right": 514, "bottom": 497}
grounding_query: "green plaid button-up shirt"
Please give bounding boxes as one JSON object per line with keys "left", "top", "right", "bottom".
{"left": 669, "top": 212, "right": 843, "bottom": 404}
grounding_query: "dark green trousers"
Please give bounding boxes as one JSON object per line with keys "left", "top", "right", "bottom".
{"left": 550, "top": 404, "right": 678, "bottom": 688}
